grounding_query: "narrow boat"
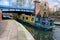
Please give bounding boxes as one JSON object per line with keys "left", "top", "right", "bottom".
{"left": 17, "top": 13, "right": 55, "bottom": 30}
{"left": 17, "top": 0, "right": 55, "bottom": 30}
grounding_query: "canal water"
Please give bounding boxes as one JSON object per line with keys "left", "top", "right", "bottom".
{"left": 17, "top": 20, "right": 60, "bottom": 40}
{"left": 24, "top": 25, "right": 60, "bottom": 40}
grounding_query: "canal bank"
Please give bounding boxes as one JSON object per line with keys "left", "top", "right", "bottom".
{"left": 0, "top": 20, "right": 35, "bottom": 40}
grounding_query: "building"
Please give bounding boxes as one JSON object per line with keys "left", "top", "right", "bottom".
{"left": 34, "top": 0, "right": 50, "bottom": 17}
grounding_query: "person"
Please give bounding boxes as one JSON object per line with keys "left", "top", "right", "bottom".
{"left": 36, "top": 12, "right": 41, "bottom": 23}
{"left": 43, "top": 12, "right": 48, "bottom": 18}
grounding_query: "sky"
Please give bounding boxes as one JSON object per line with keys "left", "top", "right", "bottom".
{"left": 46, "top": 0, "right": 60, "bottom": 8}
{"left": 0, "top": 0, "right": 59, "bottom": 5}
{"left": 0, "top": 0, "right": 60, "bottom": 9}
{"left": 47, "top": 0, "right": 55, "bottom": 4}
{"left": 47, "top": 0, "right": 60, "bottom": 11}
{"left": 0, "top": 0, "right": 17, "bottom": 6}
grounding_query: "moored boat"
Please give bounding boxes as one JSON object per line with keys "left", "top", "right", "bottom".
{"left": 17, "top": 0, "right": 55, "bottom": 30}
{"left": 17, "top": 14, "right": 55, "bottom": 30}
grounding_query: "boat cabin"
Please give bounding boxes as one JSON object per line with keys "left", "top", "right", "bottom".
{"left": 18, "top": 14, "right": 35, "bottom": 23}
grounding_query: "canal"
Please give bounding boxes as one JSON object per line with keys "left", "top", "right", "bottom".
{"left": 17, "top": 20, "right": 60, "bottom": 40}
{"left": 24, "top": 25, "right": 60, "bottom": 40}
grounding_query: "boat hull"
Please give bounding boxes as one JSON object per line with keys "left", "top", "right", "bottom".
{"left": 17, "top": 18, "right": 55, "bottom": 30}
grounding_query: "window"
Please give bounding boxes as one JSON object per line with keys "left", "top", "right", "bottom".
{"left": 31, "top": 18, "right": 34, "bottom": 21}
{"left": 44, "top": 12, "right": 46, "bottom": 14}
{"left": 26, "top": 17, "right": 28, "bottom": 20}
{"left": 45, "top": 3, "right": 46, "bottom": 6}
{"left": 23, "top": 17, "right": 24, "bottom": 19}
{"left": 43, "top": 12, "right": 47, "bottom": 18}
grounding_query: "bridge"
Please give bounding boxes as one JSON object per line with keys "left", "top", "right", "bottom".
{"left": 0, "top": 6, "right": 34, "bottom": 12}
{"left": 0, "top": 0, "right": 35, "bottom": 13}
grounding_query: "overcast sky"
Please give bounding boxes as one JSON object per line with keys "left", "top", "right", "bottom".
{"left": 0, "top": 0, "right": 60, "bottom": 9}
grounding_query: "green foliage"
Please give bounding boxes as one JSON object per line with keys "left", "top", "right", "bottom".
{"left": 51, "top": 11, "right": 60, "bottom": 16}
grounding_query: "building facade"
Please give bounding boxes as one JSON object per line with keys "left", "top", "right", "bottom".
{"left": 34, "top": 0, "right": 50, "bottom": 17}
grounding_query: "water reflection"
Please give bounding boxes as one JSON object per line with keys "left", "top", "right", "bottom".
{"left": 24, "top": 25, "right": 54, "bottom": 40}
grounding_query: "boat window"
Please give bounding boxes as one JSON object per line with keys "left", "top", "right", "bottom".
{"left": 31, "top": 18, "right": 34, "bottom": 21}
{"left": 26, "top": 17, "right": 28, "bottom": 20}
{"left": 23, "top": 17, "right": 24, "bottom": 19}
{"left": 37, "top": 13, "right": 41, "bottom": 18}
{"left": 43, "top": 12, "right": 47, "bottom": 18}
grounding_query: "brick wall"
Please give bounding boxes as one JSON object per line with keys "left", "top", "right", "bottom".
{"left": 0, "top": 13, "right": 2, "bottom": 21}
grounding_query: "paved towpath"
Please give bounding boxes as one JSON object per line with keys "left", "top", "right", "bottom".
{"left": 0, "top": 20, "right": 34, "bottom": 40}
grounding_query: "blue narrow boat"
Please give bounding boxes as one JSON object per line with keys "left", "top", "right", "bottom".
{"left": 17, "top": 0, "right": 55, "bottom": 30}
{"left": 17, "top": 13, "right": 55, "bottom": 30}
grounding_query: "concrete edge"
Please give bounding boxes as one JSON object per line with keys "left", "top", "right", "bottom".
{"left": 14, "top": 20, "right": 35, "bottom": 40}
